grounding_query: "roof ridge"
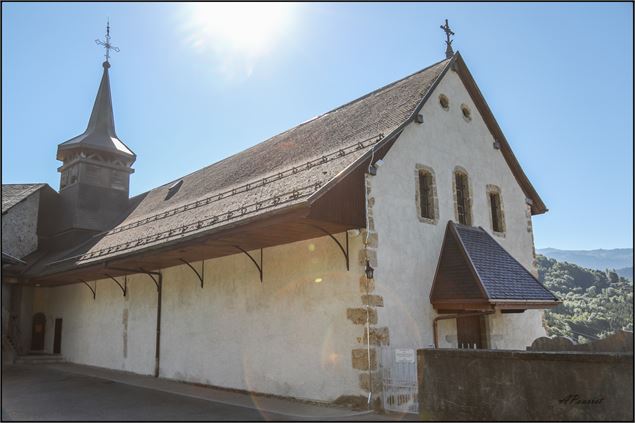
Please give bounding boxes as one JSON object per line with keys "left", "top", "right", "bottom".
{"left": 2, "top": 183, "right": 50, "bottom": 214}
{"left": 2, "top": 183, "right": 47, "bottom": 187}
{"left": 131, "top": 57, "right": 452, "bottom": 197}
{"left": 280, "top": 56, "right": 452, "bottom": 135}
{"left": 449, "top": 221, "right": 492, "bottom": 299}
{"left": 453, "top": 223, "right": 482, "bottom": 231}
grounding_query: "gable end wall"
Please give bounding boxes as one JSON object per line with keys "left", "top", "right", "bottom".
{"left": 369, "top": 69, "right": 546, "bottom": 350}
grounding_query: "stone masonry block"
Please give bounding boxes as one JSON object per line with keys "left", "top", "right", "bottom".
{"left": 347, "top": 307, "right": 378, "bottom": 325}
{"left": 351, "top": 348, "right": 377, "bottom": 370}
{"left": 366, "top": 232, "right": 379, "bottom": 249}
{"left": 359, "top": 248, "right": 378, "bottom": 268}
{"left": 359, "top": 371, "right": 383, "bottom": 393}
{"left": 360, "top": 275, "right": 375, "bottom": 293}
{"left": 359, "top": 327, "right": 390, "bottom": 346}
{"left": 357, "top": 327, "right": 390, "bottom": 346}
{"left": 361, "top": 294, "right": 384, "bottom": 307}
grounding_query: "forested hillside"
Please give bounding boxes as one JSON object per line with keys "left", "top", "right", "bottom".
{"left": 536, "top": 255, "right": 633, "bottom": 343}
{"left": 536, "top": 248, "right": 632, "bottom": 278}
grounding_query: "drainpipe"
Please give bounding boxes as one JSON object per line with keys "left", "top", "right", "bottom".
{"left": 432, "top": 310, "right": 494, "bottom": 348}
{"left": 364, "top": 275, "right": 373, "bottom": 408}
{"left": 363, "top": 148, "right": 376, "bottom": 409}
{"left": 154, "top": 273, "right": 162, "bottom": 378}
{"left": 107, "top": 265, "right": 163, "bottom": 377}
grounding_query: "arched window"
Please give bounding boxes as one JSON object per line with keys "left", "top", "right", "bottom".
{"left": 487, "top": 185, "right": 505, "bottom": 234}
{"left": 415, "top": 165, "right": 438, "bottom": 223}
{"left": 453, "top": 169, "right": 471, "bottom": 225}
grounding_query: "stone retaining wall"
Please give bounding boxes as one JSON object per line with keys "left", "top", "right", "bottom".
{"left": 418, "top": 348, "right": 633, "bottom": 421}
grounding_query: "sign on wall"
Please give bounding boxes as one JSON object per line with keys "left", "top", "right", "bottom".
{"left": 395, "top": 348, "right": 415, "bottom": 363}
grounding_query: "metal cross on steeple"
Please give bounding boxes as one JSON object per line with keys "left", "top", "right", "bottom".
{"left": 440, "top": 19, "right": 455, "bottom": 59}
{"left": 95, "top": 19, "right": 120, "bottom": 64}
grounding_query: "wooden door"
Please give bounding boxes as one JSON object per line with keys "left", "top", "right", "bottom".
{"left": 457, "top": 315, "right": 483, "bottom": 349}
{"left": 53, "top": 318, "right": 63, "bottom": 354}
{"left": 31, "top": 313, "right": 46, "bottom": 351}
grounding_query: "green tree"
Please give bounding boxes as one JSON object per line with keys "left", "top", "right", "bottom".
{"left": 536, "top": 255, "right": 633, "bottom": 342}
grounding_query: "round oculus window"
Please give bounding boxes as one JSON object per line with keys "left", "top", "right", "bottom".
{"left": 461, "top": 104, "right": 472, "bottom": 121}
{"left": 439, "top": 94, "right": 449, "bottom": 110}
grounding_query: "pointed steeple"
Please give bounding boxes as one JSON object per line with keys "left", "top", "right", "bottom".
{"left": 57, "top": 61, "right": 135, "bottom": 161}
{"left": 54, "top": 23, "right": 135, "bottom": 232}
{"left": 86, "top": 62, "right": 118, "bottom": 143}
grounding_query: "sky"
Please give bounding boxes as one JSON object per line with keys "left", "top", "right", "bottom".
{"left": 2, "top": 2, "right": 633, "bottom": 251}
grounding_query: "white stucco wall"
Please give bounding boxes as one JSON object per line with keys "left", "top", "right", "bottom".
{"left": 2, "top": 191, "right": 40, "bottom": 259}
{"left": 31, "top": 233, "right": 366, "bottom": 401}
{"left": 370, "top": 68, "right": 546, "bottom": 351}
{"left": 34, "top": 273, "right": 157, "bottom": 375}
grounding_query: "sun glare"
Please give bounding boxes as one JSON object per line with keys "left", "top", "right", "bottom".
{"left": 185, "top": 3, "right": 295, "bottom": 58}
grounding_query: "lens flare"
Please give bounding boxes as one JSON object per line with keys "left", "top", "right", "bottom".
{"left": 184, "top": 3, "right": 295, "bottom": 57}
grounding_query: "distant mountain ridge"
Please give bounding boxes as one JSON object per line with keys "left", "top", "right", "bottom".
{"left": 537, "top": 248, "right": 633, "bottom": 279}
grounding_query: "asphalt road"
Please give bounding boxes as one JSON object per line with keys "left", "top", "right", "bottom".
{"left": 1, "top": 365, "right": 295, "bottom": 421}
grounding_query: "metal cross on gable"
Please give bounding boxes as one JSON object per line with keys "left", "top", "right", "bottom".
{"left": 440, "top": 19, "right": 455, "bottom": 59}
{"left": 95, "top": 19, "right": 120, "bottom": 63}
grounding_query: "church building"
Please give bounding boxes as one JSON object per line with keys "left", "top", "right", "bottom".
{"left": 2, "top": 23, "right": 559, "bottom": 405}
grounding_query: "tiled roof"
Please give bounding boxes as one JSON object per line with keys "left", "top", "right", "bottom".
{"left": 455, "top": 223, "right": 557, "bottom": 301}
{"left": 2, "top": 184, "right": 47, "bottom": 214}
{"left": 48, "top": 58, "right": 452, "bottom": 268}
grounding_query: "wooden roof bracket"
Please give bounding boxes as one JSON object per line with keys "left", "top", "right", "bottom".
{"left": 138, "top": 268, "right": 162, "bottom": 291}
{"left": 307, "top": 224, "right": 349, "bottom": 271}
{"left": 234, "top": 246, "right": 263, "bottom": 283}
{"left": 179, "top": 258, "right": 204, "bottom": 288}
{"left": 104, "top": 273, "right": 127, "bottom": 296}
{"left": 80, "top": 279, "right": 96, "bottom": 300}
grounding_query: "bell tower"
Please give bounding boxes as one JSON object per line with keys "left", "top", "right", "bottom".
{"left": 56, "top": 23, "right": 135, "bottom": 232}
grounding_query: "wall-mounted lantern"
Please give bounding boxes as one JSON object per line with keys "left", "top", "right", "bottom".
{"left": 365, "top": 260, "right": 374, "bottom": 280}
